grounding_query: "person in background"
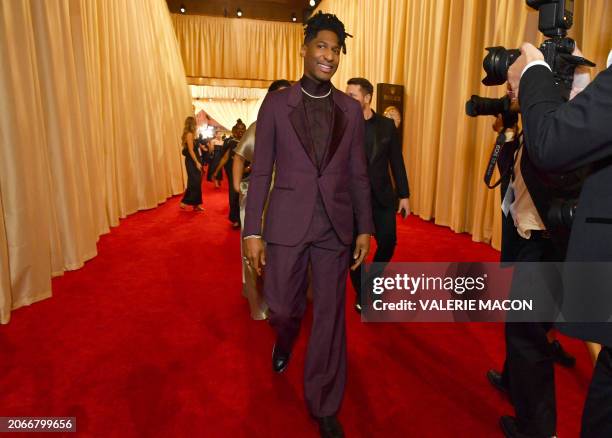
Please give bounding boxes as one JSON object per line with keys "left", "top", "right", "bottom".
{"left": 233, "top": 80, "right": 292, "bottom": 320}
{"left": 215, "top": 119, "right": 246, "bottom": 228}
{"left": 179, "top": 116, "right": 203, "bottom": 211}
{"left": 345, "top": 77, "right": 410, "bottom": 313}
{"left": 207, "top": 129, "right": 224, "bottom": 188}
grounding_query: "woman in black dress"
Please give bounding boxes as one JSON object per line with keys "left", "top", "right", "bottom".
{"left": 179, "top": 116, "right": 204, "bottom": 211}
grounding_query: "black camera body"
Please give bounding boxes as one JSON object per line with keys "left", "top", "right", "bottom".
{"left": 482, "top": 0, "right": 594, "bottom": 100}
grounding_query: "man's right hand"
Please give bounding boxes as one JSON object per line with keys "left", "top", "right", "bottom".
{"left": 507, "top": 42, "right": 544, "bottom": 99}
{"left": 244, "top": 237, "right": 266, "bottom": 276}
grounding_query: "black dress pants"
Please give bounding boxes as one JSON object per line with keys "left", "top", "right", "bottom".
{"left": 224, "top": 159, "right": 240, "bottom": 224}
{"left": 504, "top": 235, "right": 559, "bottom": 437}
{"left": 350, "top": 199, "right": 396, "bottom": 304}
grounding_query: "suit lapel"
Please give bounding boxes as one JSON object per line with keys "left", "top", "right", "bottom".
{"left": 287, "top": 84, "right": 317, "bottom": 168}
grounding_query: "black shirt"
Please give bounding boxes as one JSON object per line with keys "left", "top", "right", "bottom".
{"left": 300, "top": 76, "right": 333, "bottom": 168}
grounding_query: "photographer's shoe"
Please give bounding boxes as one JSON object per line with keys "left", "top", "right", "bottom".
{"left": 272, "top": 344, "right": 290, "bottom": 374}
{"left": 487, "top": 369, "right": 508, "bottom": 394}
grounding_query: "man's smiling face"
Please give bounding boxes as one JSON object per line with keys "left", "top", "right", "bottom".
{"left": 301, "top": 30, "right": 340, "bottom": 83}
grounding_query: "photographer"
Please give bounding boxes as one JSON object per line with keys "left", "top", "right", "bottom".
{"left": 473, "top": 91, "right": 576, "bottom": 438}
{"left": 508, "top": 43, "right": 612, "bottom": 437}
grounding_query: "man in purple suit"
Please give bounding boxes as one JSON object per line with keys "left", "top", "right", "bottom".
{"left": 243, "top": 12, "right": 373, "bottom": 438}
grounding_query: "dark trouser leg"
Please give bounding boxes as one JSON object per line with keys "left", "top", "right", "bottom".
{"left": 504, "top": 237, "right": 558, "bottom": 436}
{"left": 581, "top": 345, "right": 612, "bottom": 438}
{"left": 351, "top": 202, "right": 396, "bottom": 306}
{"left": 304, "top": 241, "right": 349, "bottom": 417}
{"left": 263, "top": 242, "right": 310, "bottom": 355}
{"left": 505, "top": 321, "right": 556, "bottom": 436}
{"left": 225, "top": 162, "right": 240, "bottom": 223}
{"left": 229, "top": 188, "right": 240, "bottom": 223}
{"left": 501, "top": 360, "right": 510, "bottom": 388}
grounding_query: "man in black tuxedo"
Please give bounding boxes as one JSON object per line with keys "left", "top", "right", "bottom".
{"left": 509, "top": 42, "right": 612, "bottom": 437}
{"left": 346, "top": 78, "right": 410, "bottom": 312}
{"left": 489, "top": 106, "right": 579, "bottom": 438}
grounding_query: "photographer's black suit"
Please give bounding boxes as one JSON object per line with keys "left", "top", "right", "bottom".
{"left": 521, "top": 63, "right": 612, "bottom": 437}
{"left": 497, "top": 138, "right": 565, "bottom": 437}
{"left": 350, "top": 111, "right": 409, "bottom": 302}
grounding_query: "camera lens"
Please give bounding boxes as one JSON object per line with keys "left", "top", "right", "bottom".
{"left": 465, "top": 95, "right": 510, "bottom": 117}
{"left": 482, "top": 47, "right": 521, "bottom": 86}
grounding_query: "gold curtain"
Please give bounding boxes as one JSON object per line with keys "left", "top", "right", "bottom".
{"left": 193, "top": 99, "right": 263, "bottom": 130}
{"left": 317, "top": 0, "right": 612, "bottom": 250}
{"left": 191, "top": 85, "right": 268, "bottom": 128}
{"left": 171, "top": 14, "right": 304, "bottom": 82}
{"left": 0, "top": 0, "right": 192, "bottom": 324}
{"left": 191, "top": 85, "right": 268, "bottom": 100}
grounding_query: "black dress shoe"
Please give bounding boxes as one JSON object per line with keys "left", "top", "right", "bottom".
{"left": 487, "top": 369, "right": 508, "bottom": 394}
{"left": 272, "top": 344, "right": 290, "bottom": 373}
{"left": 317, "top": 416, "right": 344, "bottom": 438}
{"left": 550, "top": 340, "right": 576, "bottom": 368}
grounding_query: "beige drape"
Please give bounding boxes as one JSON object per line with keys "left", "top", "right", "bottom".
{"left": 193, "top": 99, "right": 262, "bottom": 131}
{"left": 317, "top": 0, "right": 612, "bottom": 250}
{"left": 191, "top": 85, "right": 268, "bottom": 128}
{"left": 0, "top": 0, "right": 192, "bottom": 324}
{"left": 171, "top": 14, "right": 303, "bottom": 82}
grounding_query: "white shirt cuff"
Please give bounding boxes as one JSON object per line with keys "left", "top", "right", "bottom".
{"left": 521, "top": 60, "right": 551, "bottom": 78}
{"left": 243, "top": 235, "right": 262, "bottom": 239}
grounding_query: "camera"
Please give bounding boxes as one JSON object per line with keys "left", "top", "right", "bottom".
{"left": 481, "top": 0, "right": 594, "bottom": 100}
{"left": 465, "top": 95, "right": 510, "bottom": 117}
{"left": 465, "top": 95, "right": 518, "bottom": 129}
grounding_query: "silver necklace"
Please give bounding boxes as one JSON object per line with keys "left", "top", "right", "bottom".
{"left": 301, "top": 87, "right": 332, "bottom": 99}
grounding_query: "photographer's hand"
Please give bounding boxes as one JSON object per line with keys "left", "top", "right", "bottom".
{"left": 508, "top": 43, "right": 544, "bottom": 99}
{"left": 570, "top": 46, "right": 591, "bottom": 100}
{"left": 492, "top": 115, "right": 504, "bottom": 133}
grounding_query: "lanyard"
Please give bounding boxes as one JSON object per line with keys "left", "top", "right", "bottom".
{"left": 484, "top": 130, "right": 522, "bottom": 189}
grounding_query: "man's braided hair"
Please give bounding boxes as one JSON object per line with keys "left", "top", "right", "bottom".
{"left": 304, "top": 11, "right": 352, "bottom": 54}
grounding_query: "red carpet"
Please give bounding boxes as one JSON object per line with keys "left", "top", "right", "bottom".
{"left": 0, "top": 182, "right": 592, "bottom": 437}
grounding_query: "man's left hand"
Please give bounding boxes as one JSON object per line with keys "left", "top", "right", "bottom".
{"left": 351, "top": 234, "right": 371, "bottom": 271}
{"left": 508, "top": 42, "right": 544, "bottom": 99}
{"left": 397, "top": 198, "right": 410, "bottom": 219}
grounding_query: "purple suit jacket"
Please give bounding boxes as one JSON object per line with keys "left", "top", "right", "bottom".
{"left": 243, "top": 82, "right": 374, "bottom": 246}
